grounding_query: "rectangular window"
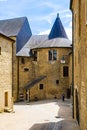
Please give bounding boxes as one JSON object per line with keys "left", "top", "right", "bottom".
{"left": 63, "top": 66, "right": 69, "bottom": 77}
{"left": 49, "top": 50, "right": 52, "bottom": 60}
{"left": 53, "top": 50, "right": 57, "bottom": 60}
{"left": 21, "top": 58, "right": 25, "bottom": 64}
{"left": 34, "top": 51, "right": 37, "bottom": 61}
{"left": 0, "top": 47, "right": 1, "bottom": 55}
{"left": 48, "top": 50, "right": 57, "bottom": 61}
{"left": 39, "top": 84, "right": 44, "bottom": 90}
{"left": 85, "top": 0, "right": 87, "bottom": 24}
{"left": 56, "top": 80, "right": 59, "bottom": 84}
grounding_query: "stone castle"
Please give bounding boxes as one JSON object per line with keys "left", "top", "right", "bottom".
{"left": 0, "top": 14, "right": 72, "bottom": 112}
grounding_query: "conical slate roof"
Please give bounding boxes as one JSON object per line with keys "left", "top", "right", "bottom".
{"left": 49, "top": 14, "right": 68, "bottom": 39}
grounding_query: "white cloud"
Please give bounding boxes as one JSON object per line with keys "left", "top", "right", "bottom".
{"left": 0, "top": 0, "right": 7, "bottom": 1}
{"left": 65, "top": 27, "right": 72, "bottom": 41}
{"left": 69, "top": 21, "right": 72, "bottom": 27}
{"left": 38, "top": 29, "right": 50, "bottom": 35}
{"left": 39, "top": 1, "right": 61, "bottom": 11}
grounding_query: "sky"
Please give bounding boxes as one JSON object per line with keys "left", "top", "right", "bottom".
{"left": 0, "top": 0, "right": 72, "bottom": 40}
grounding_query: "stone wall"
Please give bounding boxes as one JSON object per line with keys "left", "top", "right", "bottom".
{"left": 0, "top": 35, "right": 13, "bottom": 112}
{"left": 70, "top": 0, "right": 87, "bottom": 130}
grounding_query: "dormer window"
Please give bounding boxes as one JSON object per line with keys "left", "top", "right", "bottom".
{"left": 48, "top": 50, "right": 57, "bottom": 61}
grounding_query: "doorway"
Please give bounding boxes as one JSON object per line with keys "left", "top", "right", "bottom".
{"left": 5, "top": 92, "right": 8, "bottom": 107}
{"left": 75, "top": 89, "right": 79, "bottom": 124}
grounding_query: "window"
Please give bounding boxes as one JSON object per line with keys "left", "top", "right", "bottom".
{"left": 34, "top": 51, "right": 37, "bottom": 61}
{"left": 53, "top": 50, "right": 57, "bottom": 60}
{"left": 24, "top": 68, "right": 29, "bottom": 72}
{"left": 85, "top": 0, "right": 87, "bottom": 24}
{"left": 0, "top": 47, "right": 1, "bottom": 55}
{"left": 56, "top": 80, "right": 59, "bottom": 84}
{"left": 63, "top": 66, "right": 69, "bottom": 77}
{"left": 48, "top": 50, "right": 57, "bottom": 61}
{"left": 39, "top": 84, "right": 44, "bottom": 90}
{"left": 21, "top": 58, "right": 25, "bottom": 64}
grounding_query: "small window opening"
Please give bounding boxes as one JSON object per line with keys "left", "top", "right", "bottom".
{"left": 56, "top": 80, "right": 59, "bottom": 84}
{"left": 21, "top": 58, "right": 25, "bottom": 64}
{"left": 24, "top": 68, "right": 29, "bottom": 72}
{"left": 39, "top": 84, "right": 44, "bottom": 90}
{"left": 63, "top": 66, "right": 69, "bottom": 77}
{"left": 34, "top": 51, "right": 37, "bottom": 61}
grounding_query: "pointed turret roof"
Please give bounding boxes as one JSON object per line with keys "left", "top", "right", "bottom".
{"left": 49, "top": 14, "right": 68, "bottom": 39}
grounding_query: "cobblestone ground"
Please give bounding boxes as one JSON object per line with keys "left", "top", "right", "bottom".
{"left": 0, "top": 99, "right": 80, "bottom": 130}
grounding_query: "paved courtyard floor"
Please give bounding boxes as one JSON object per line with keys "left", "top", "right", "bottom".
{"left": 0, "top": 99, "right": 80, "bottom": 130}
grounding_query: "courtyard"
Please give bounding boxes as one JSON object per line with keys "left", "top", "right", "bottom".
{"left": 0, "top": 99, "right": 80, "bottom": 130}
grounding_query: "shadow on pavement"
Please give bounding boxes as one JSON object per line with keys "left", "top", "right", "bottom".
{"left": 55, "top": 98, "right": 72, "bottom": 119}
{"left": 29, "top": 119, "right": 80, "bottom": 130}
{"left": 29, "top": 121, "right": 62, "bottom": 130}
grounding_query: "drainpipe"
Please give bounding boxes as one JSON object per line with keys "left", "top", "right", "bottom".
{"left": 72, "top": 11, "right": 74, "bottom": 118}
{"left": 17, "top": 57, "right": 19, "bottom": 101}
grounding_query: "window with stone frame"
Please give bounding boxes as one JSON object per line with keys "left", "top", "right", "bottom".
{"left": 0, "top": 47, "right": 1, "bottom": 55}
{"left": 48, "top": 50, "right": 57, "bottom": 61}
{"left": 63, "top": 66, "right": 69, "bottom": 77}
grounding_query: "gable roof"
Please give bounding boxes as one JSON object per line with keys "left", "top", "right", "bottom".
{"left": 0, "top": 17, "right": 27, "bottom": 37}
{"left": 49, "top": 14, "right": 68, "bottom": 39}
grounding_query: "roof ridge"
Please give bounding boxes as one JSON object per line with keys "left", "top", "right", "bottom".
{"left": 0, "top": 16, "right": 27, "bottom": 21}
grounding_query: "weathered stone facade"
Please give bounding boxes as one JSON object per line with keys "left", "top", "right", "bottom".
{"left": 18, "top": 47, "right": 71, "bottom": 101}
{"left": 0, "top": 17, "right": 32, "bottom": 102}
{"left": 0, "top": 34, "right": 14, "bottom": 112}
{"left": 70, "top": 0, "right": 87, "bottom": 130}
